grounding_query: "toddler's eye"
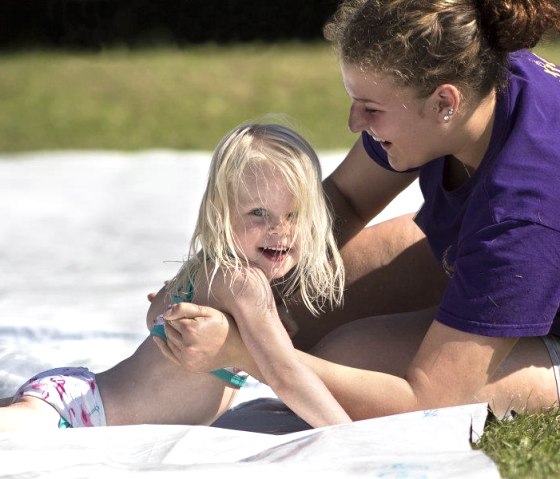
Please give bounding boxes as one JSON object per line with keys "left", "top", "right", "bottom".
{"left": 251, "top": 208, "right": 268, "bottom": 217}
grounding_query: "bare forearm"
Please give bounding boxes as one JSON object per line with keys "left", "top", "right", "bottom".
{"left": 293, "top": 351, "right": 420, "bottom": 420}
{"left": 264, "top": 363, "right": 351, "bottom": 427}
{"left": 236, "top": 330, "right": 351, "bottom": 425}
{"left": 234, "top": 345, "right": 351, "bottom": 426}
{"left": 239, "top": 345, "right": 466, "bottom": 420}
{"left": 323, "top": 177, "right": 370, "bottom": 248}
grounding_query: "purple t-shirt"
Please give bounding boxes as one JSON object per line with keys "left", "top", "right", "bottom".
{"left": 362, "top": 50, "right": 560, "bottom": 337}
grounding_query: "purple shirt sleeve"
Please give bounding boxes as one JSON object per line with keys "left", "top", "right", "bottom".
{"left": 437, "top": 221, "right": 560, "bottom": 337}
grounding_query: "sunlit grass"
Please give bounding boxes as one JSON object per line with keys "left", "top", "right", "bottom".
{"left": 474, "top": 409, "right": 560, "bottom": 478}
{"left": 0, "top": 42, "right": 356, "bottom": 153}
{"left": 1, "top": 39, "right": 559, "bottom": 153}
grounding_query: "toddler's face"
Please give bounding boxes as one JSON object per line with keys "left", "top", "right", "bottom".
{"left": 231, "top": 164, "right": 299, "bottom": 280}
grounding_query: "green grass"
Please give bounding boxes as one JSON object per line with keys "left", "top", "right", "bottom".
{"left": 0, "top": 42, "right": 356, "bottom": 153}
{"left": 1, "top": 39, "right": 559, "bottom": 153}
{"left": 474, "top": 409, "right": 560, "bottom": 478}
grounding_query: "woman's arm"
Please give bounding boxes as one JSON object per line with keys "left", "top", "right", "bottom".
{"left": 159, "top": 304, "right": 517, "bottom": 420}
{"left": 296, "top": 321, "right": 518, "bottom": 419}
{"left": 325, "top": 138, "right": 417, "bottom": 247}
{"left": 288, "top": 139, "right": 435, "bottom": 350}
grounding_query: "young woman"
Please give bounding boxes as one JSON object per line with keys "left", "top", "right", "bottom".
{"left": 157, "top": 0, "right": 560, "bottom": 421}
{"left": 0, "top": 123, "right": 350, "bottom": 430}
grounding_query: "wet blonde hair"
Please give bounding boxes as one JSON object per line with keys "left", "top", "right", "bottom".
{"left": 170, "top": 122, "right": 344, "bottom": 316}
{"left": 324, "top": 0, "right": 560, "bottom": 101}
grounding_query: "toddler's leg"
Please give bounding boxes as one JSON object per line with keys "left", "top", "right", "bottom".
{"left": 0, "top": 397, "right": 60, "bottom": 431}
{"left": 0, "top": 395, "right": 65, "bottom": 431}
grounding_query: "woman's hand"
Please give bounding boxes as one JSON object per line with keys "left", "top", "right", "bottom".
{"left": 153, "top": 302, "right": 249, "bottom": 373}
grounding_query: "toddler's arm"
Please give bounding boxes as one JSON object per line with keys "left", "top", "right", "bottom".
{"left": 208, "top": 266, "right": 351, "bottom": 428}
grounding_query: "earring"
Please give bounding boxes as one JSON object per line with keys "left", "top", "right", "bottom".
{"left": 443, "top": 107, "right": 455, "bottom": 122}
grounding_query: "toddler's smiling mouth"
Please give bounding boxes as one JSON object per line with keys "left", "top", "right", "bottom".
{"left": 260, "top": 246, "right": 290, "bottom": 261}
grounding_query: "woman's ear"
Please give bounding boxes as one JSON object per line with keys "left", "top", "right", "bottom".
{"left": 431, "top": 84, "right": 461, "bottom": 123}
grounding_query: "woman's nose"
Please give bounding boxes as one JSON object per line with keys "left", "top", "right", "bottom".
{"left": 348, "top": 103, "right": 365, "bottom": 133}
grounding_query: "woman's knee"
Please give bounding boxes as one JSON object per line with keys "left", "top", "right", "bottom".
{"left": 311, "top": 309, "right": 434, "bottom": 375}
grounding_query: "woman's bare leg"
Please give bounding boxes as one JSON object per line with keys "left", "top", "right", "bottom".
{"left": 311, "top": 307, "right": 435, "bottom": 375}
{"left": 311, "top": 307, "right": 559, "bottom": 417}
{"left": 478, "top": 337, "right": 559, "bottom": 417}
{"left": 291, "top": 214, "right": 448, "bottom": 350}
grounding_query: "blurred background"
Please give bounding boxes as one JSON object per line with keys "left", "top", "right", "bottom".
{"left": 2, "top": 1, "right": 559, "bottom": 154}
{"left": 0, "top": 0, "right": 340, "bottom": 46}
{"left": 0, "top": 0, "right": 359, "bottom": 153}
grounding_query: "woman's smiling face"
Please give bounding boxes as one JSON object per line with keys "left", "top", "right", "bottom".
{"left": 231, "top": 163, "right": 299, "bottom": 281}
{"left": 341, "top": 62, "right": 445, "bottom": 171}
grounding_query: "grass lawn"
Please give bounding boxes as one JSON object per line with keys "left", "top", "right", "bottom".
{"left": 474, "top": 409, "right": 560, "bottom": 478}
{"left": 1, "top": 39, "right": 559, "bottom": 154}
{"left": 2, "top": 39, "right": 560, "bottom": 477}
{"left": 0, "top": 42, "right": 356, "bottom": 153}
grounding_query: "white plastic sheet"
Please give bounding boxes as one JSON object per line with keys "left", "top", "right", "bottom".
{"left": 0, "top": 403, "right": 498, "bottom": 478}
{"left": 0, "top": 152, "right": 499, "bottom": 478}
